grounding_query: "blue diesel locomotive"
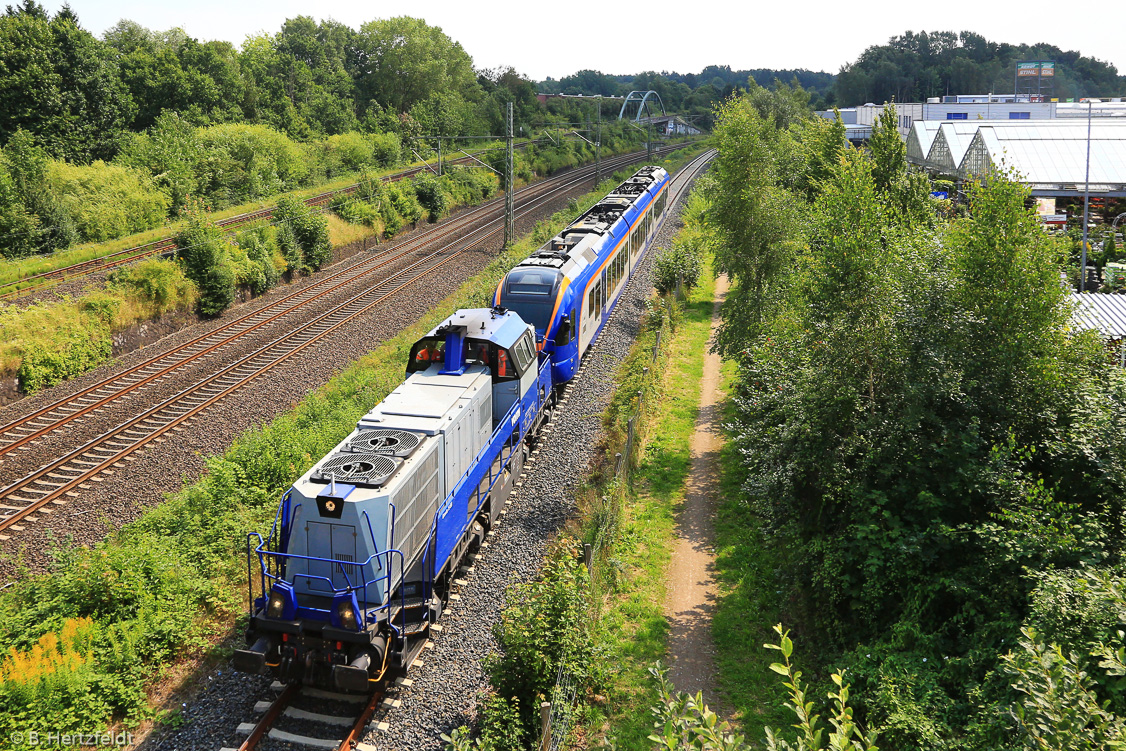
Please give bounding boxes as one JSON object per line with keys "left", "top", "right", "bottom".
{"left": 234, "top": 166, "right": 672, "bottom": 691}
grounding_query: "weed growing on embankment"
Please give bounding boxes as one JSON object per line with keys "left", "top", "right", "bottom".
{"left": 0, "top": 149, "right": 703, "bottom": 741}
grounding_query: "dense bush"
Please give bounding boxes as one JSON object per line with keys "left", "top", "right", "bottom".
{"left": 174, "top": 210, "right": 235, "bottom": 317}
{"left": 274, "top": 195, "right": 331, "bottom": 273}
{"left": 652, "top": 244, "right": 701, "bottom": 296}
{"left": 232, "top": 227, "right": 284, "bottom": 296}
{"left": 46, "top": 160, "right": 169, "bottom": 243}
{"left": 108, "top": 257, "right": 197, "bottom": 314}
{"left": 487, "top": 540, "right": 602, "bottom": 741}
{"left": 17, "top": 325, "right": 112, "bottom": 394}
{"left": 413, "top": 173, "right": 448, "bottom": 221}
{"left": 193, "top": 124, "right": 309, "bottom": 205}
{"left": 704, "top": 94, "right": 1126, "bottom": 746}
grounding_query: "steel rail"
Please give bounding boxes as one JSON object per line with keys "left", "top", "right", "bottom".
{"left": 0, "top": 150, "right": 644, "bottom": 458}
{"left": 0, "top": 141, "right": 551, "bottom": 300}
{"left": 336, "top": 689, "right": 386, "bottom": 751}
{"left": 236, "top": 682, "right": 300, "bottom": 751}
{"left": 0, "top": 147, "right": 680, "bottom": 535}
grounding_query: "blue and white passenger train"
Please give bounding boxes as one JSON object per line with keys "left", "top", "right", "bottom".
{"left": 235, "top": 166, "right": 671, "bottom": 691}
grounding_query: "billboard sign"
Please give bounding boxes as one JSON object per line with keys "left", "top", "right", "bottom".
{"left": 1017, "top": 62, "right": 1040, "bottom": 76}
{"left": 1041, "top": 62, "right": 1055, "bottom": 77}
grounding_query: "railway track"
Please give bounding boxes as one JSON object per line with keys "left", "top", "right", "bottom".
{"left": 0, "top": 145, "right": 529, "bottom": 301}
{"left": 155, "top": 146, "right": 715, "bottom": 751}
{"left": 0, "top": 145, "right": 685, "bottom": 539}
{"left": 226, "top": 679, "right": 392, "bottom": 751}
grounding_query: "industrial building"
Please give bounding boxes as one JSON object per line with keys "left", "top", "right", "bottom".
{"left": 821, "top": 98, "right": 1126, "bottom": 139}
{"left": 905, "top": 119, "right": 1126, "bottom": 198}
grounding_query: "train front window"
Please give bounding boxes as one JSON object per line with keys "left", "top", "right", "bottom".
{"left": 506, "top": 269, "right": 554, "bottom": 296}
{"left": 407, "top": 337, "right": 445, "bottom": 372}
{"left": 503, "top": 299, "right": 553, "bottom": 333}
{"left": 500, "top": 268, "right": 561, "bottom": 336}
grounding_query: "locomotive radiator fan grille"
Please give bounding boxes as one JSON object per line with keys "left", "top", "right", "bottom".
{"left": 348, "top": 429, "right": 422, "bottom": 458}
{"left": 313, "top": 452, "right": 401, "bottom": 488}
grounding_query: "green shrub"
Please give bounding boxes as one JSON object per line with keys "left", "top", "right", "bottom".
{"left": 334, "top": 198, "right": 383, "bottom": 228}
{"left": 174, "top": 209, "right": 236, "bottom": 317}
{"left": 194, "top": 124, "right": 310, "bottom": 205}
{"left": 108, "top": 258, "right": 196, "bottom": 312}
{"left": 18, "top": 325, "right": 112, "bottom": 394}
{"left": 388, "top": 181, "right": 423, "bottom": 226}
{"left": 488, "top": 539, "right": 602, "bottom": 738}
{"left": 235, "top": 227, "right": 283, "bottom": 295}
{"left": 274, "top": 195, "right": 331, "bottom": 273}
{"left": 370, "top": 132, "right": 401, "bottom": 167}
{"left": 414, "top": 173, "right": 448, "bottom": 221}
{"left": 46, "top": 160, "right": 169, "bottom": 243}
{"left": 652, "top": 244, "right": 701, "bottom": 296}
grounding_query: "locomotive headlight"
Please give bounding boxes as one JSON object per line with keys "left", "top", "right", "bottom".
{"left": 335, "top": 600, "right": 358, "bottom": 631}
{"left": 265, "top": 581, "right": 297, "bottom": 621}
{"left": 267, "top": 591, "right": 285, "bottom": 619}
{"left": 331, "top": 591, "right": 361, "bottom": 631}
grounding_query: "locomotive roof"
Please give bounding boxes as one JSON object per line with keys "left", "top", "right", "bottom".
{"left": 426, "top": 308, "right": 530, "bottom": 350}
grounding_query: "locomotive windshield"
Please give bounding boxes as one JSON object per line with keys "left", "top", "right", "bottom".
{"left": 500, "top": 267, "right": 561, "bottom": 335}
{"left": 407, "top": 336, "right": 522, "bottom": 381}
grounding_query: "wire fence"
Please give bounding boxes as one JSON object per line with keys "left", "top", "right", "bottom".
{"left": 538, "top": 294, "right": 675, "bottom": 750}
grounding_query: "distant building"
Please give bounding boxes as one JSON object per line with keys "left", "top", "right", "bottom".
{"left": 906, "top": 119, "right": 1126, "bottom": 198}
{"left": 818, "top": 97, "right": 1126, "bottom": 139}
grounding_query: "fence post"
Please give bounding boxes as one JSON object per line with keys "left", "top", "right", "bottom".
{"left": 541, "top": 701, "right": 552, "bottom": 751}
{"left": 626, "top": 418, "right": 635, "bottom": 468}
{"left": 615, "top": 452, "right": 623, "bottom": 476}
{"left": 583, "top": 543, "right": 593, "bottom": 575}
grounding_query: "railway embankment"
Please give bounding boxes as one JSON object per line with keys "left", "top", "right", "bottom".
{"left": 423, "top": 155, "right": 715, "bottom": 751}
{"left": 0, "top": 149, "right": 705, "bottom": 748}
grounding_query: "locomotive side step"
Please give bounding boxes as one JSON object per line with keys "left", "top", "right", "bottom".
{"left": 388, "top": 596, "right": 428, "bottom": 620}
{"left": 399, "top": 620, "right": 430, "bottom": 637}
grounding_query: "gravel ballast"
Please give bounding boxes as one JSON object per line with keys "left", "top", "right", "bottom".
{"left": 136, "top": 152, "right": 711, "bottom": 751}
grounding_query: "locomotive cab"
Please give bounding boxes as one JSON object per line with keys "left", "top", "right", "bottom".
{"left": 238, "top": 307, "right": 550, "bottom": 691}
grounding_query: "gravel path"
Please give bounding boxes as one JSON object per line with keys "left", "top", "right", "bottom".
{"left": 137, "top": 154, "right": 710, "bottom": 751}
{"left": 665, "top": 274, "right": 728, "bottom": 707}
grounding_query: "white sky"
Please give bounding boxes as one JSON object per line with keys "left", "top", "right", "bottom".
{"left": 40, "top": 0, "right": 1126, "bottom": 83}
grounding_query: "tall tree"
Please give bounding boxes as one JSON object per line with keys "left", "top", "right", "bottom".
{"left": 353, "top": 17, "right": 479, "bottom": 115}
{"left": 0, "top": 5, "right": 133, "bottom": 161}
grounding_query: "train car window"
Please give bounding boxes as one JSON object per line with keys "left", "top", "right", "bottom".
{"left": 506, "top": 268, "right": 554, "bottom": 295}
{"left": 491, "top": 344, "right": 517, "bottom": 382}
{"left": 555, "top": 314, "right": 572, "bottom": 343}
{"left": 516, "top": 334, "right": 536, "bottom": 370}
{"left": 463, "top": 339, "right": 491, "bottom": 367}
{"left": 407, "top": 337, "right": 445, "bottom": 372}
{"left": 587, "top": 284, "right": 598, "bottom": 318}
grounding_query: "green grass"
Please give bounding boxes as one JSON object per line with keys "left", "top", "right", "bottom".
{"left": 589, "top": 259, "right": 724, "bottom": 749}
{"left": 0, "top": 157, "right": 713, "bottom": 739}
{"left": 711, "top": 353, "right": 795, "bottom": 740}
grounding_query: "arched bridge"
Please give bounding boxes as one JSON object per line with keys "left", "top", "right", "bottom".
{"left": 618, "top": 90, "right": 666, "bottom": 121}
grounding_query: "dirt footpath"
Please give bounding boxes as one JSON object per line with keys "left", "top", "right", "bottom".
{"left": 664, "top": 274, "right": 730, "bottom": 706}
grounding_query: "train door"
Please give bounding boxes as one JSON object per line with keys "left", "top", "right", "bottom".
{"left": 580, "top": 279, "right": 601, "bottom": 354}
{"left": 306, "top": 521, "right": 357, "bottom": 591}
